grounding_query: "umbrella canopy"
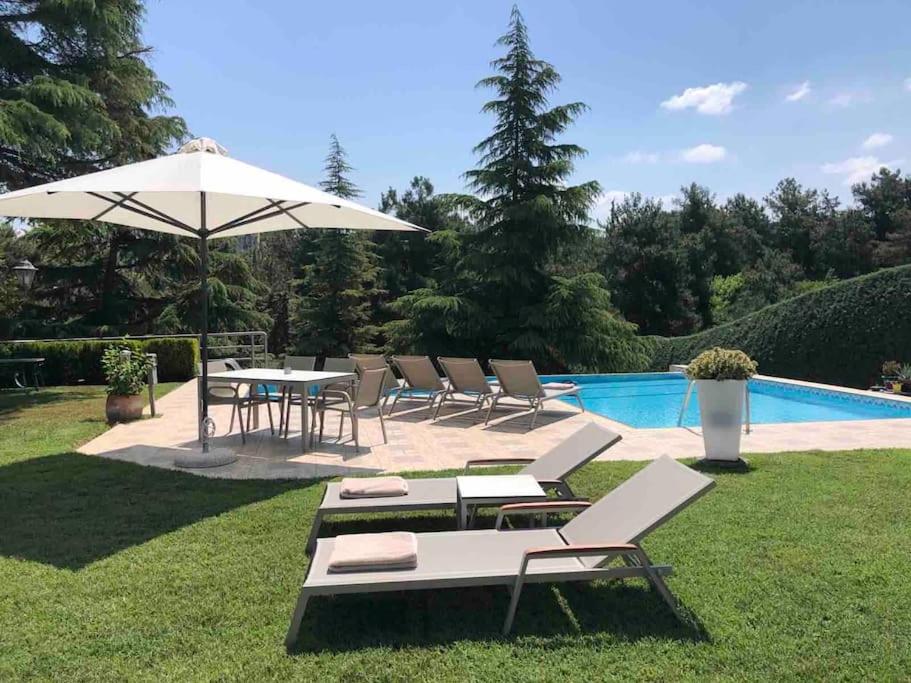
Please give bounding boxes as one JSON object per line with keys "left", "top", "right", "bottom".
{"left": 0, "top": 137, "right": 423, "bottom": 238}
{"left": 0, "top": 138, "right": 426, "bottom": 465}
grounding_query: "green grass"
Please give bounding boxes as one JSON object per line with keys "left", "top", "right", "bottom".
{"left": 1, "top": 388, "right": 910, "bottom": 681}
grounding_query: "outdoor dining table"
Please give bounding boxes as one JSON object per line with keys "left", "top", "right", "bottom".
{"left": 205, "top": 368, "right": 357, "bottom": 453}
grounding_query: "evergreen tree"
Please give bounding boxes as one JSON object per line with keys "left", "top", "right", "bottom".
{"left": 290, "top": 135, "right": 379, "bottom": 357}
{"left": 388, "top": 7, "right": 647, "bottom": 371}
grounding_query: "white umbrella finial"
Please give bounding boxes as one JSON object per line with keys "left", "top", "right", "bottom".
{"left": 178, "top": 137, "right": 228, "bottom": 156}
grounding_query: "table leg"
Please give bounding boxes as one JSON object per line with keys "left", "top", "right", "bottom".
{"left": 300, "top": 384, "right": 310, "bottom": 453}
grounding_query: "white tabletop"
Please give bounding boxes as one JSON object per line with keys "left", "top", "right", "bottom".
{"left": 206, "top": 368, "right": 356, "bottom": 384}
{"left": 456, "top": 474, "right": 546, "bottom": 500}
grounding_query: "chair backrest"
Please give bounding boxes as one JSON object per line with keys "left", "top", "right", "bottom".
{"left": 489, "top": 359, "right": 543, "bottom": 399}
{"left": 392, "top": 356, "right": 445, "bottom": 391}
{"left": 323, "top": 357, "right": 357, "bottom": 374}
{"left": 285, "top": 355, "right": 316, "bottom": 371}
{"left": 520, "top": 422, "right": 621, "bottom": 482}
{"left": 438, "top": 357, "right": 493, "bottom": 395}
{"left": 560, "top": 455, "right": 715, "bottom": 567}
{"left": 355, "top": 368, "right": 387, "bottom": 409}
{"left": 349, "top": 354, "right": 398, "bottom": 395}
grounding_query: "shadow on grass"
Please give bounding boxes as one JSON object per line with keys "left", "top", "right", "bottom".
{"left": 0, "top": 452, "right": 317, "bottom": 570}
{"left": 689, "top": 458, "right": 755, "bottom": 475}
{"left": 292, "top": 581, "right": 709, "bottom": 654}
{"left": 0, "top": 387, "right": 101, "bottom": 420}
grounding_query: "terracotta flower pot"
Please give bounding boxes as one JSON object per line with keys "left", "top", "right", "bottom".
{"left": 105, "top": 394, "right": 144, "bottom": 423}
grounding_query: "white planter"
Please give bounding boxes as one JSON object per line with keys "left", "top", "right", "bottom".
{"left": 695, "top": 379, "right": 746, "bottom": 461}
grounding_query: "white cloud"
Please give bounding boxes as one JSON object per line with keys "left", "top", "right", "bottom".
{"left": 828, "top": 91, "right": 871, "bottom": 108}
{"left": 821, "top": 156, "right": 904, "bottom": 185}
{"left": 660, "top": 81, "right": 747, "bottom": 115}
{"left": 623, "top": 150, "right": 660, "bottom": 164}
{"left": 680, "top": 144, "right": 727, "bottom": 164}
{"left": 785, "top": 81, "right": 811, "bottom": 102}
{"left": 861, "top": 132, "right": 893, "bottom": 150}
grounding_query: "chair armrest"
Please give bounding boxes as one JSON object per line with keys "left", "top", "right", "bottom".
{"left": 523, "top": 543, "right": 638, "bottom": 560}
{"left": 495, "top": 501, "right": 591, "bottom": 530}
{"left": 463, "top": 458, "right": 535, "bottom": 473}
{"left": 517, "top": 543, "right": 639, "bottom": 577}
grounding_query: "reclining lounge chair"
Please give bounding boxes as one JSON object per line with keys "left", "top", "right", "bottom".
{"left": 304, "top": 422, "right": 621, "bottom": 552}
{"left": 285, "top": 453, "right": 714, "bottom": 648}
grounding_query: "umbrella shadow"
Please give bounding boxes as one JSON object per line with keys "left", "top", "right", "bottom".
{"left": 0, "top": 452, "right": 315, "bottom": 570}
{"left": 290, "top": 581, "right": 709, "bottom": 654}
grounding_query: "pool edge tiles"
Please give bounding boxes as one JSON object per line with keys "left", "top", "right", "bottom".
{"left": 539, "top": 372, "right": 911, "bottom": 429}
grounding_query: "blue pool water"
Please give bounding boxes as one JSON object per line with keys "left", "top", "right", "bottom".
{"left": 541, "top": 372, "right": 911, "bottom": 428}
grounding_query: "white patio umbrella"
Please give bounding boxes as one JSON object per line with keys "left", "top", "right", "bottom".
{"left": 0, "top": 138, "right": 425, "bottom": 466}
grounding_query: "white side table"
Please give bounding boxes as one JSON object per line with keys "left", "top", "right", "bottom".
{"left": 456, "top": 474, "right": 547, "bottom": 529}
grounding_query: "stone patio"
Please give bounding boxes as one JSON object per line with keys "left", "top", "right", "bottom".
{"left": 78, "top": 378, "right": 911, "bottom": 479}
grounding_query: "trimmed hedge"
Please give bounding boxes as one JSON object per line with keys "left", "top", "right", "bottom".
{"left": 0, "top": 338, "right": 199, "bottom": 386}
{"left": 646, "top": 264, "right": 911, "bottom": 388}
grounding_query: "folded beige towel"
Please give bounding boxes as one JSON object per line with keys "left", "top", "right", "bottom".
{"left": 542, "top": 382, "right": 576, "bottom": 390}
{"left": 339, "top": 476, "right": 409, "bottom": 498}
{"left": 327, "top": 532, "right": 418, "bottom": 573}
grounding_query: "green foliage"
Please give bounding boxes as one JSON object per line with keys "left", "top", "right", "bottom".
{"left": 898, "top": 364, "right": 911, "bottom": 382}
{"left": 882, "top": 360, "right": 901, "bottom": 377}
{"left": 141, "top": 338, "right": 199, "bottom": 381}
{"left": 290, "top": 135, "right": 379, "bottom": 357}
{"left": 0, "top": 0, "right": 187, "bottom": 190}
{"left": 685, "top": 347, "right": 757, "bottom": 380}
{"left": 0, "top": 338, "right": 197, "bottom": 385}
{"left": 101, "top": 346, "right": 151, "bottom": 396}
{"left": 648, "top": 265, "right": 911, "bottom": 387}
{"left": 387, "top": 8, "right": 642, "bottom": 372}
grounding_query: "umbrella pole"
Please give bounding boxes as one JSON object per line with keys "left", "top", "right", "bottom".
{"left": 200, "top": 221, "right": 209, "bottom": 453}
{"left": 176, "top": 191, "right": 236, "bottom": 469}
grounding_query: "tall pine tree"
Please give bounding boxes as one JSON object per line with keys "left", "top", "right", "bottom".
{"left": 290, "top": 135, "right": 379, "bottom": 357}
{"left": 389, "top": 7, "right": 647, "bottom": 371}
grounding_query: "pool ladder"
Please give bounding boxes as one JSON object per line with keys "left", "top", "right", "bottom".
{"left": 677, "top": 380, "right": 751, "bottom": 433}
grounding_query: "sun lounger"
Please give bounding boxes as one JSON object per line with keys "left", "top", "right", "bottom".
{"left": 433, "top": 357, "right": 498, "bottom": 419}
{"left": 304, "top": 422, "right": 621, "bottom": 552}
{"left": 487, "top": 359, "right": 585, "bottom": 429}
{"left": 285, "top": 454, "right": 715, "bottom": 648}
{"left": 388, "top": 355, "right": 449, "bottom": 415}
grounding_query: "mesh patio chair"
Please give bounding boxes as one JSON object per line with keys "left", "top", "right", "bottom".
{"left": 310, "top": 367, "right": 387, "bottom": 451}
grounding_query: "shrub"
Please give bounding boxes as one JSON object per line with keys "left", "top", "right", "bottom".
{"left": 141, "top": 338, "right": 199, "bottom": 381}
{"left": 647, "top": 264, "right": 911, "bottom": 388}
{"left": 882, "top": 360, "right": 901, "bottom": 377}
{"left": 685, "top": 347, "right": 757, "bottom": 380}
{"left": 101, "top": 347, "right": 152, "bottom": 396}
{"left": 0, "top": 337, "right": 199, "bottom": 386}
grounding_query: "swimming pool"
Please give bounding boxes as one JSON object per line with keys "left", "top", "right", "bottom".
{"left": 541, "top": 372, "right": 911, "bottom": 429}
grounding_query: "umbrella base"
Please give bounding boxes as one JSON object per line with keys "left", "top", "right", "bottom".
{"left": 174, "top": 448, "right": 238, "bottom": 469}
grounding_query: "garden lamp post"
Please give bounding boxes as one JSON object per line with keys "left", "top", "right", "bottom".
{"left": 12, "top": 259, "right": 37, "bottom": 290}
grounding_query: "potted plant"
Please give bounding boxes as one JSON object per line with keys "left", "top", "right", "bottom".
{"left": 898, "top": 364, "right": 911, "bottom": 394}
{"left": 882, "top": 360, "right": 902, "bottom": 391}
{"left": 102, "top": 347, "right": 151, "bottom": 423}
{"left": 686, "top": 347, "right": 758, "bottom": 464}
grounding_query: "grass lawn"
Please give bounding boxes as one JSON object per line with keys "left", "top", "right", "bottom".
{"left": 1, "top": 387, "right": 910, "bottom": 681}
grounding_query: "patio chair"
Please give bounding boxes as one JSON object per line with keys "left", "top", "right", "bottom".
{"left": 199, "top": 359, "right": 274, "bottom": 443}
{"left": 486, "top": 360, "right": 585, "bottom": 429}
{"left": 310, "top": 368, "right": 388, "bottom": 451}
{"left": 286, "top": 453, "right": 715, "bottom": 648}
{"left": 433, "top": 357, "right": 498, "bottom": 420}
{"left": 349, "top": 354, "right": 400, "bottom": 409}
{"left": 388, "top": 355, "right": 448, "bottom": 416}
{"left": 279, "top": 355, "right": 317, "bottom": 438}
{"left": 321, "top": 357, "right": 358, "bottom": 396}
{"left": 304, "top": 422, "right": 621, "bottom": 552}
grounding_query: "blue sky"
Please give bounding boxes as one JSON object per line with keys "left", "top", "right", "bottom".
{"left": 145, "top": 0, "right": 911, "bottom": 215}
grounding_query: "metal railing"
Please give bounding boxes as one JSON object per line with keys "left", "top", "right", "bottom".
{"left": 3, "top": 331, "right": 270, "bottom": 369}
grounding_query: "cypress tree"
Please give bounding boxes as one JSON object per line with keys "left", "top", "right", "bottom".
{"left": 390, "top": 7, "right": 647, "bottom": 371}
{"left": 290, "top": 135, "right": 379, "bottom": 357}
